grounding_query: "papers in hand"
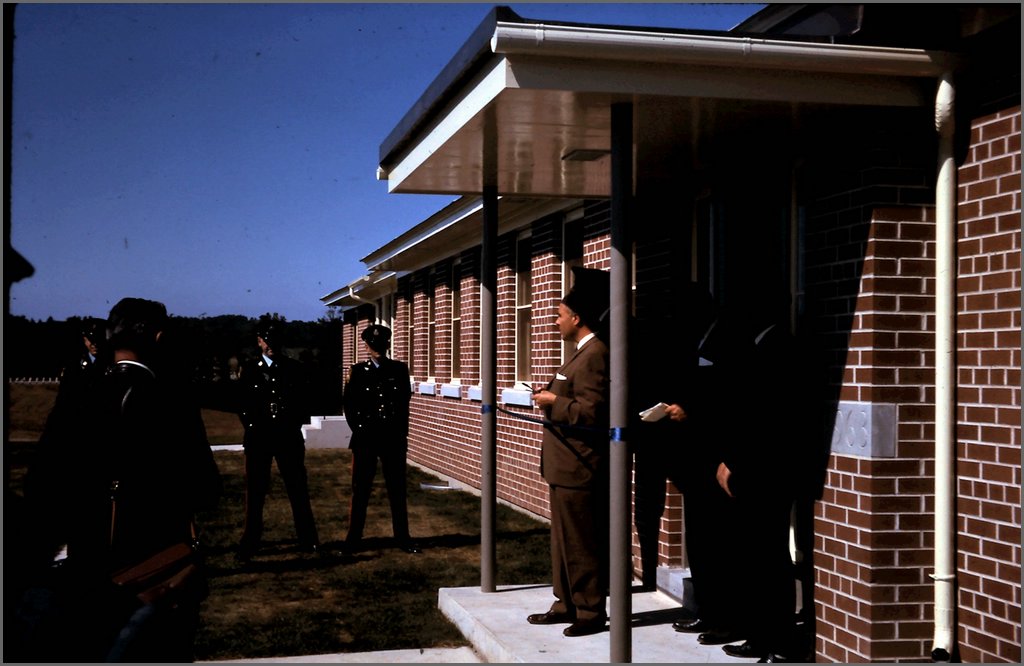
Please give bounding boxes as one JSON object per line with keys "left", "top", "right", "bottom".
{"left": 639, "top": 402, "right": 670, "bottom": 422}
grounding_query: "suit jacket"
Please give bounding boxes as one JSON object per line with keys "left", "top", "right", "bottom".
{"left": 540, "top": 336, "right": 610, "bottom": 489}
{"left": 722, "top": 320, "right": 802, "bottom": 499}
{"left": 345, "top": 357, "right": 411, "bottom": 449}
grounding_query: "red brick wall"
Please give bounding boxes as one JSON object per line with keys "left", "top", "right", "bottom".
{"left": 954, "top": 105, "right": 1021, "bottom": 664}
{"left": 807, "top": 107, "right": 1021, "bottom": 662}
{"left": 812, "top": 206, "right": 939, "bottom": 663}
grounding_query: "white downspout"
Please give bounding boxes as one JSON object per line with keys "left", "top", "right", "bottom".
{"left": 931, "top": 72, "right": 957, "bottom": 663}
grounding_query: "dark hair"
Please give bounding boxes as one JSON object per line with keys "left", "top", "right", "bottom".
{"left": 106, "top": 297, "right": 167, "bottom": 355}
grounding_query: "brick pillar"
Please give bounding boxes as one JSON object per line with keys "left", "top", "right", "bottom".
{"left": 813, "top": 206, "right": 938, "bottom": 662}
{"left": 954, "top": 106, "right": 1021, "bottom": 664}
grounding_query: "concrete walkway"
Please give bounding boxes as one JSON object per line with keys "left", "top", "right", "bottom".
{"left": 216, "top": 584, "right": 759, "bottom": 664}
{"left": 215, "top": 647, "right": 481, "bottom": 663}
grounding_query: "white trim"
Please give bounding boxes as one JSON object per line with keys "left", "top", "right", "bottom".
{"left": 440, "top": 383, "right": 462, "bottom": 399}
{"left": 384, "top": 58, "right": 508, "bottom": 191}
{"left": 501, "top": 387, "right": 535, "bottom": 408}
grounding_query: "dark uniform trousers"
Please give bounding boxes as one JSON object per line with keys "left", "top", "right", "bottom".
{"left": 347, "top": 431, "right": 410, "bottom": 544}
{"left": 241, "top": 428, "right": 319, "bottom": 550}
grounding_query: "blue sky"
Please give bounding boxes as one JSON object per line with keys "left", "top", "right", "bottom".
{"left": 9, "top": 3, "right": 763, "bottom": 323}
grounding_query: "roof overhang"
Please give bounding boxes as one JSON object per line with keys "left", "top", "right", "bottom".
{"left": 325, "top": 194, "right": 581, "bottom": 308}
{"left": 362, "top": 194, "right": 582, "bottom": 274}
{"left": 320, "top": 270, "right": 398, "bottom": 310}
{"left": 377, "top": 8, "right": 960, "bottom": 198}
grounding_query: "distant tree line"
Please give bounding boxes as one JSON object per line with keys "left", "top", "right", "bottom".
{"left": 4, "top": 311, "right": 345, "bottom": 415}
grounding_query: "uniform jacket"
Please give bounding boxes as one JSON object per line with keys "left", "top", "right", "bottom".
{"left": 239, "top": 355, "right": 311, "bottom": 448}
{"left": 540, "top": 336, "right": 610, "bottom": 489}
{"left": 345, "top": 357, "right": 411, "bottom": 448}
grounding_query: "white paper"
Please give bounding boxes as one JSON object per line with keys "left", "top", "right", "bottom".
{"left": 639, "top": 402, "right": 670, "bottom": 422}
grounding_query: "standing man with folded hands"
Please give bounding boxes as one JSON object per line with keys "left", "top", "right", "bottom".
{"left": 342, "top": 323, "right": 420, "bottom": 555}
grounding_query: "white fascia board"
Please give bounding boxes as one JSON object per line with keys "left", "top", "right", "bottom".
{"left": 320, "top": 286, "right": 351, "bottom": 306}
{"left": 362, "top": 197, "right": 484, "bottom": 271}
{"left": 384, "top": 58, "right": 509, "bottom": 193}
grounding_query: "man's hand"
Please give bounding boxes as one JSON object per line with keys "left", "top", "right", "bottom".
{"left": 665, "top": 403, "right": 688, "bottom": 422}
{"left": 716, "top": 462, "right": 733, "bottom": 498}
{"left": 533, "top": 389, "right": 556, "bottom": 408}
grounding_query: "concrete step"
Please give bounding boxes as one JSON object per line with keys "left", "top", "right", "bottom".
{"left": 301, "top": 415, "right": 351, "bottom": 449}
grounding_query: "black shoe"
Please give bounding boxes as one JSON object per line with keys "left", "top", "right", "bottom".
{"left": 563, "top": 616, "right": 607, "bottom": 637}
{"left": 236, "top": 543, "right": 257, "bottom": 563}
{"left": 723, "top": 641, "right": 768, "bottom": 659}
{"left": 673, "top": 617, "right": 713, "bottom": 633}
{"left": 698, "top": 629, "right": 745, "bottom": 646}
{"left": 527, "top": 610, "right": 575, "bottom": 625}
{"left": 758, "top": 654, "right": 793, "bottom": 663}
{"left": 398, "top": 541, "right": 422, "bottom": 554}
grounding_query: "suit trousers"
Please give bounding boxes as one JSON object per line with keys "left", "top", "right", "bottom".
{"left": 548, "top": 484, "right": 608, "bottom": 622}
{"left": 681, "top": 469, "right": 744, "bottom": 629}
{"left": 733, "top": 490, "right": 798, "bottom": 656}
{"left": 241, "top": 439, "right": 319, "bottom": 549}
{"left": 346, "top": 438, "right": 411, "bottom": 544}
{"left": 633, "top": 427, "right": 686, "bottom": 589}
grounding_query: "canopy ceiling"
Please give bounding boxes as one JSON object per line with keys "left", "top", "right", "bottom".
{"left": 377, "top": 9, "right": 955, "bottom": 199}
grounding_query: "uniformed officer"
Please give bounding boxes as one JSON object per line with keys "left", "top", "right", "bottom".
{"left": 33, "top": 318, "right": 109, "bottom": 501}
{"left": 343, "top": 323, "right": 420, "bottom": 554}
{"left": 236, "top": 320, "right": 319, "bottom": 561}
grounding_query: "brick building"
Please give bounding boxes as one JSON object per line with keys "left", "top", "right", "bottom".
{"left": 324, "top": 5, "right": 1020, "bottom": 662}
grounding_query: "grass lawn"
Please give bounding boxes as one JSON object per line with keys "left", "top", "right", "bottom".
{"left": 195, "top": 448, "right": 551, "bottom": 661}
{"left": 5, "top": 383, "right": 552, "bottom": 661}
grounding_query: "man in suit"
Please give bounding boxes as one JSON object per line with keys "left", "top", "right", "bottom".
{"left": 343, "top": 323, "right": 420, "bottom": 554}
{"left": 715, "top": 292, "right": 807, "bottom": 662}
{"left": 669, "top": 301, "right": 749, "bottom": 646}
{"left": 631, "top": 284, "right": 711, "bottom": 592}
{"left": 526, "top": 267, "right": 611, "bottom": 638}
{"left": 236, "top": 320, "right": 320, "bottom": 562}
